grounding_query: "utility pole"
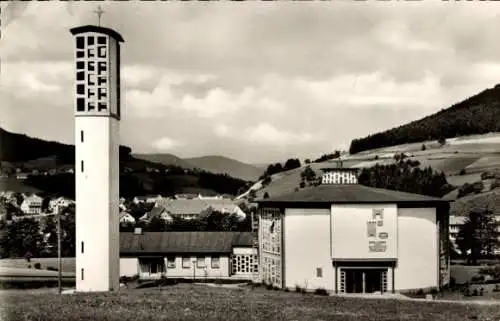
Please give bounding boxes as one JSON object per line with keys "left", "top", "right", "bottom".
{"left": 57, "top": 204, "right": 62, "bottom": 294}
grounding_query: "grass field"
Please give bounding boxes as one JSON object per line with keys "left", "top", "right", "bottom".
{"left": 1, "top": 284, "right": 499, "bottom": 321}
{"left": 0, "top": 258, "right": 75, "bottom": 272}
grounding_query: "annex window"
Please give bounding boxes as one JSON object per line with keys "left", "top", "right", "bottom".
{"left": 316, "top": 267, "right": 323, "bottom": 278}
{"left": 77, "top": 84, "right": 85, "bottom": 95}
{"left": 81, "top": 241, "right": 84, "bottom": 254}
{"left": 196, "top": 256, "right": 206, "bottom": 268}
{"left": 81, "top": 268, "right": 84, "bottom": 280}
{"left": 211, "top": 256, "right": 220, "bottom": 269}
{"left": 167, "top": 256, "right": 176, "bottom": 268}
{"left": 76, "top": 98, "right": 85, "bottom": 112}
{"left": 182, "top": 257, "right": 191, "bottom": 269}
{"left": 80, "top": 130, "right": 84, "bottom": 142}
{"left": 81, "top": 160, "right": 84, "bottom": 172}
{"left": 76, "top": 37, "right": 85, "bottom": 49}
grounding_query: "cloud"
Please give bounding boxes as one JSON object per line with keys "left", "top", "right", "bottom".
{"left": 151, "top": 136, "right": 184, "bottom": 151}
{"left": 244, "top": 123, "right": 318, "bottom": 146}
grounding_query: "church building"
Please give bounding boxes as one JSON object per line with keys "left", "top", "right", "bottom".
{"left": 256, "top": 165, "right": 450, "bottom": 294}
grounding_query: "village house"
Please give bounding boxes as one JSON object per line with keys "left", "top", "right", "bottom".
{"left": 133, "top": 195, "right": 163, "bottom": 205}
{"left": 143, "top": 199, "right": 246, "bottom": 222}
{"left": 20, "top": 194, "right": 43, "bottom": 215}
{"left": 48, "top": 197, "right": 74, "bottom": 213}
{"left": 119, "top": 230, "right": 258, "bottom": 280}
{"left": 256, "top": 166, "right": 451, "bottom": 294}
{"left": 119, "top": 211, "right": 136, "bottom": 224}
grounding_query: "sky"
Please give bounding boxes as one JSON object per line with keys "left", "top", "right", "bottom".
{"left": 1, "top": 2, "right": 500, "bottom": 165}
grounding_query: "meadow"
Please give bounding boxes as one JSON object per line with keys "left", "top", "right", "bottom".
{"left": 1, "top": 284, "right": 500, "bottom": 321}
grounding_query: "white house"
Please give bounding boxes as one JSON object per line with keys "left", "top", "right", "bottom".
{"left": 256, "top": 167, "right": 450, "bottom": 294}
{"left": 119, "top": 211, "right": 136, "bottom": 224}
{"left": 151, "top": 198, "right": 246, "bottom": 221}
{"left": 48, "top": 197, "right": 74, "bottom": 213}
{"left": 20, "top": 194, "right": 43, "bottom": 215}
{"left": 133, "top": 195, "right": 163, "bottom": 206}
{"left": 119, "top": 231, "right": 257, "bottom": 280}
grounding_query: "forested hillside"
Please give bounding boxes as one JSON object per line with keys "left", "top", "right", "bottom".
{"left": 349, "top": 84, "right": 500, "bottom": 154}
{"left": 0, "top": 128, "right": 250, "bottom": 197}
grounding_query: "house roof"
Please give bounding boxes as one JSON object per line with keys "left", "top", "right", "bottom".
{"left": 120, "top": 231, "right": 254, "bottom": 255}
{"left": 449, "top": 216, "right": 466, "bottom": 225}
{"left": 157, "top": 199, "right": 240, "bottom": 216}
{"left": 257, "top": 184, "right": 449, "bottom": 208}
{"left": 70, "top": 25, "right": 125, "bottom": 42}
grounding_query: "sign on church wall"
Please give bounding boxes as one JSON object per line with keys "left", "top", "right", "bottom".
{"left": 331, "top": 204, "right": 398, "bottom": 260}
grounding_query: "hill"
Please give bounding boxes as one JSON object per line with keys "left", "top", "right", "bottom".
{"left": 132, "top": 153, "right": 196, "bottom": 170}
{"left": 349, "top": 84, "right": 500, "bottom": 154}
{"left": 184, "top": 156, "right": 263, "bottom": 182}
{"left": 0, "top": 128, "right": 249, "bottom": 198}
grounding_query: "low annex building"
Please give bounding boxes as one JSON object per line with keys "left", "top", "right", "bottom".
{"left": 119, "top": 231, "right": 258, "bottom": 280}
{"left": 256, "top": 166, "right": 450, "bottom": 294}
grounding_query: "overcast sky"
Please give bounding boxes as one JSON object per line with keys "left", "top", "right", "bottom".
{"left": 1, "top": 2, "right": 499, "bottom": 164}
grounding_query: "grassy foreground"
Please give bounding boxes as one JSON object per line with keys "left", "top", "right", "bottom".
{"left": 1, "top": 284, "right": 499, "bottom": 321}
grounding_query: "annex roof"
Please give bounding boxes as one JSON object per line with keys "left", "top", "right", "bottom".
{"left": 120, "top": 231, "right": 254, "bottom": 255}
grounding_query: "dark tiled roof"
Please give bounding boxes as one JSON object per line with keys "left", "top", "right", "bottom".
{"left": 257, "top": 184, "right": 448, "bottom": 207}
{"left": 120, "top": 231, "right": 254, "bottom": 255}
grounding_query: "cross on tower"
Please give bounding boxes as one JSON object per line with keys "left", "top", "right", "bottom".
{"left": 94, "top": 6, "right": 105, "bottom": 27}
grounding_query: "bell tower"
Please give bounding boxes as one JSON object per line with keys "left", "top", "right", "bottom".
{"left": 70, "top": 24, "right": 124, "bottom": 292}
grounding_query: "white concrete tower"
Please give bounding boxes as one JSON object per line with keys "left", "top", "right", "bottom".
{"left": 70, "top": 25, "right": 124, "bottom": 292}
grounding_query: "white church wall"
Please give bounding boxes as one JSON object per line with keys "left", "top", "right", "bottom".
{"left": 284, "top": 208, "right": 333, "bottom": 291}
{"left": 331, "top": 204, "right": 398, "bottom": 260}
{"left": 395, "top": 207, "right": 438, "bottom": 291}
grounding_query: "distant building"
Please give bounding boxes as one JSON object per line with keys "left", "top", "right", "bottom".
{"left": 152, "top": 198, "right": 246, "bottom": 221}
{"left": 20, "top": 194, "right": 43, "bottom": 215}
{"left": 16, "top": 173, "right": 28, "bottom": 180}
{"left": 48, "top": 197, "right": 74, "bottom": 213}
{"left": 120, "top": 231, "right": 257, "bottom": 280}
{"left": 119, "top": 211, "right": 136, "bottom": 224}
{"left": 256, "top": 166, "right": 450, "bottom": 294}
{"left": 133, "top": 195, "right": 163, "bottom": 205}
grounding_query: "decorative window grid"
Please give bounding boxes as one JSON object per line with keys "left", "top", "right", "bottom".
{"left": 232, "top": 254, "right": 258, "bottom": 274}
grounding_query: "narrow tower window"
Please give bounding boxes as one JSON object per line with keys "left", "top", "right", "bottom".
{"left": 81, "top": 268, "right": 84, "bottom": 280}
{"left": 87, "top": 36, "right": 94, "bottom": 46}
{"left": 97, "top": 36, "right": 106, "bottom": 45}
{"left": 81, "top": 160, "right": 84, "bottom": 172}
{"left": 81, "top": 241, "right": 84, "bottom": 254}
{"left": 76, "top": 37, "right": 85, "bottom": 49}
{"left": 80, "top": 130, "right": 84, "bottom": 142}
{"left": 76, "top": 98, "right": 85, "bottom": 112}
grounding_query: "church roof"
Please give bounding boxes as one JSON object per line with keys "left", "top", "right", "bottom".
{"left": 70, "top": 25, "right": 125, "bottom": 42}
{"left": 257, "top": 184, "right": 448, "bottom": 208}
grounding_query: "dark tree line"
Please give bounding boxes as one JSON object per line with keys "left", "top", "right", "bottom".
{"left": 260, "top": 158, "right": 302, "bottom": 180}
{"left": 313, "top": 150, "right": 341, "bottom": 163}
{"left": 349, "top": 84, "right": 500, "bottom": 154}
{"left": 357, "top": 159, "right": 454, "bottom": 198}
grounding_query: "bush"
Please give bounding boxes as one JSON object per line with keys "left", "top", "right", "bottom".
{"left": 284, "top": 287, "right": 289, "bottom": 292}
{"left": 421, "top": 144, "right": 426, "bottom": 151}
{"left": 299, "top": 181, "right": 305, "bottom": 189}
{"left": 266, "top": 283, "right": 274, "bottom": 290}
{"left": 314, "top": 288, "right": 329, "bottom": 296}
{"left": 429, "top": 287, "right": 439, "bottom": 295}
{"left": 459, "top": 169, "right": 466, "bottom": 176}
{"left": 472, "top": 288, "right": 478, "bottom": 296}
{"left": 295, "top": 285, "right": 302, "bottom": 293}
{"left": 480, "top": 287, "right": 485, "bottom": 296}
{"left": 27, "top": 264, "right": 31, "bottom": 269}
{"left": 493, "top": 284, "right": 500, "bottom": 292}
{"left": 34, "top": 262, "right": 41, "bottom": 270}
{"left": 416, "top": 288, "right": 424, "bottom": 295}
